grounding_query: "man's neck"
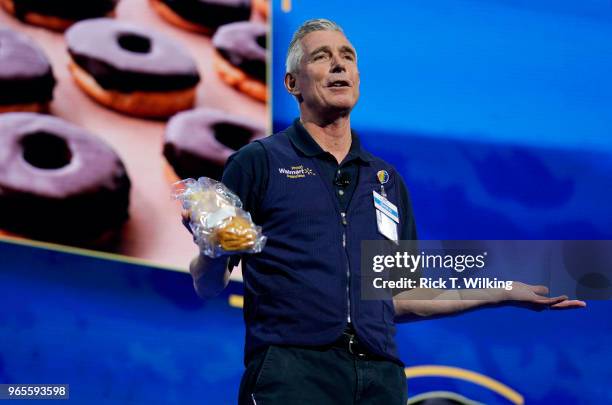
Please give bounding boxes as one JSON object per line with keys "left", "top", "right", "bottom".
{"left": 300, "top": 113, "right": 352, "bottom": 164}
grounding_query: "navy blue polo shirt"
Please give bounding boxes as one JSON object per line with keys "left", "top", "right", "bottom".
{"left": 222, "top": 119, "right": 417, "bottom": 241}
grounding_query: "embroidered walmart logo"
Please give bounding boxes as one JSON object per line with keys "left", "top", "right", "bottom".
{"left": 278, "top": 165, "right": 316, "bottom": 179}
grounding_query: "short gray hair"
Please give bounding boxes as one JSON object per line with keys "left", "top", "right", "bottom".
{"left": 285, "top": 19, "right": 345, "bottom": 74}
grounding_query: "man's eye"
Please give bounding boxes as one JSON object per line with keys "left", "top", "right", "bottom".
{"left": 313, "top": 54, "right": 327, "bottom": 61}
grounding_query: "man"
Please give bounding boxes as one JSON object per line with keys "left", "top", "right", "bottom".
{"left": 184, "top": 19, "right": 585, "bottom": 404}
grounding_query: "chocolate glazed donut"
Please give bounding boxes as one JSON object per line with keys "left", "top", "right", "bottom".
{"left": 0, "top": 113, "right": 131, "bottom": 245}
{"left": 0, "top": 0, "right": 119, "bottom": 31}
{"left": 213, "top": 21, "right": 267, "bottom": 102}
{"left": 66, "top": 18, "right": 201, "bottom": 118}
{"left": 163, "top": 108, "right": 266, "bottom": 180}
{"left": 150, "top": 0, "right": 250, "bottom": 35}
{"left": 0, "top": 29, "right": 56, "bottom": 113}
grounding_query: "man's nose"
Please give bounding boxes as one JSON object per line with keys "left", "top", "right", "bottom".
{"left": 330, "top": 55, "right": 346, "bottom": 73}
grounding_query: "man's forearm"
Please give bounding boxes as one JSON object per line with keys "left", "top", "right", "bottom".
{"left": 393, "top": 288, "right": 505, "bottom": 321}
{"left": 189, "top": 253, "right": 233, "bottom": 299}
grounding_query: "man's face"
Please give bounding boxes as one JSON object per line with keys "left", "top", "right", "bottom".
{"left": 289, "top": 30, "right": 360, "bottom": 116}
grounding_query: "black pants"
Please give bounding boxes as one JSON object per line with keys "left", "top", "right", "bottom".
{"left": 238, "top": 345, "right": 407, "bottom": 405}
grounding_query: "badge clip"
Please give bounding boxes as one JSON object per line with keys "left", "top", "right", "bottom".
{"left": 376, "top": 170, "right": 389, "bottom": 197}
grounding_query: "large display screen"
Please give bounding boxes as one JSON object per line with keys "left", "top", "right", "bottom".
{"left": 0, "top": 0, "right": 269, "bottom": 270}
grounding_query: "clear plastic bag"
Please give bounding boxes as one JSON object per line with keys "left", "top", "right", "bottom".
{"left": 172, "top": 177, "right": 267, "bottom": 258}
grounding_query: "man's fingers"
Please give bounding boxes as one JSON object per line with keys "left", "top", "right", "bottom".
{"left": 534, "top": 295, "right": 567, "bottom": 305}
{"left": 550, "top": 300, "right": 587, "bottom": 309}
{"left": 181, "top": 209, "right": 193, "bottom": 234}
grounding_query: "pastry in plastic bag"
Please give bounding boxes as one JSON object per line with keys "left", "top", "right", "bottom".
{"left": 172, "top": 177, "right": 266, "bottom": 257}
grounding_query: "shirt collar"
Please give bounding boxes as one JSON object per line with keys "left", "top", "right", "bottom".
{"left": 288, "top": 118, "right": 374, "bottom": 163}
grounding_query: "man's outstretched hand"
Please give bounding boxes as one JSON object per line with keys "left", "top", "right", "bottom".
{"left": 394, "top": 281, "right": 587, "bottom": 321}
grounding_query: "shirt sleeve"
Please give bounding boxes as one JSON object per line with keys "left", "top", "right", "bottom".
{"left": 220, "top": 141, "right": 268, "bottom": 270}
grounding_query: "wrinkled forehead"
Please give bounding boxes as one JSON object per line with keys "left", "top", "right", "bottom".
{"left": 300, "top": 30, "right": 356, "bottom": 56}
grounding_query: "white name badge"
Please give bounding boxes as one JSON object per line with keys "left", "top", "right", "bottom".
{"left": 373, "top": 191, "right": 399, "bottom": 243}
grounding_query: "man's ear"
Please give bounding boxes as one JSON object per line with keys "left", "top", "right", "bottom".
{"left": 284, "top": 72, "right": 300, "bottom": 97}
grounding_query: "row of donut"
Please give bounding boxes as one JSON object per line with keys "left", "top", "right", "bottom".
{"left": 0, "top": 0, "right": 268, "bottom": 32}
{"left": 0, "top": 109, "right": 264, "bottom": 244}
{"left": 0, "top": 9, "right": 268, "bottom": 119}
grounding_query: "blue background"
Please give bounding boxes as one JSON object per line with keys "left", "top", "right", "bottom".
{"left": 272, "top": 0, "right": 612, "bottom": 240}
{"left": 2, "top": 0, "right": 612, "bottom": 403}
{"left": 271, "top": 0, "right": 612, "bottom": 403}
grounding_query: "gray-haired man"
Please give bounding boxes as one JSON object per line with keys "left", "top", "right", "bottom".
{"left": 185, "top": 18, "right": 585, "bottom": 404}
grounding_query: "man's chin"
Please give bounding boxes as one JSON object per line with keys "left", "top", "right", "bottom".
{"left": 325, "top": 98, "right": 357, "bottom": 113}
{"left": 320, "top": 104, "right": 354, "bottom": 119}
{"left": 305, "top": 96, "right": 358, "bottom": 119}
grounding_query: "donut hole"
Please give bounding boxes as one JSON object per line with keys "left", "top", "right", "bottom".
{"left": 213, "top": 123, "right": 254, "bottom": 151}
{"left": 117, "top": 33, "right": 152, "bottom": 54}
{"left": 255, "top": 34, "right": 267, "bottom": 50}
{"left": 21, "top": 132, "right": 72, "bottom": 170}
